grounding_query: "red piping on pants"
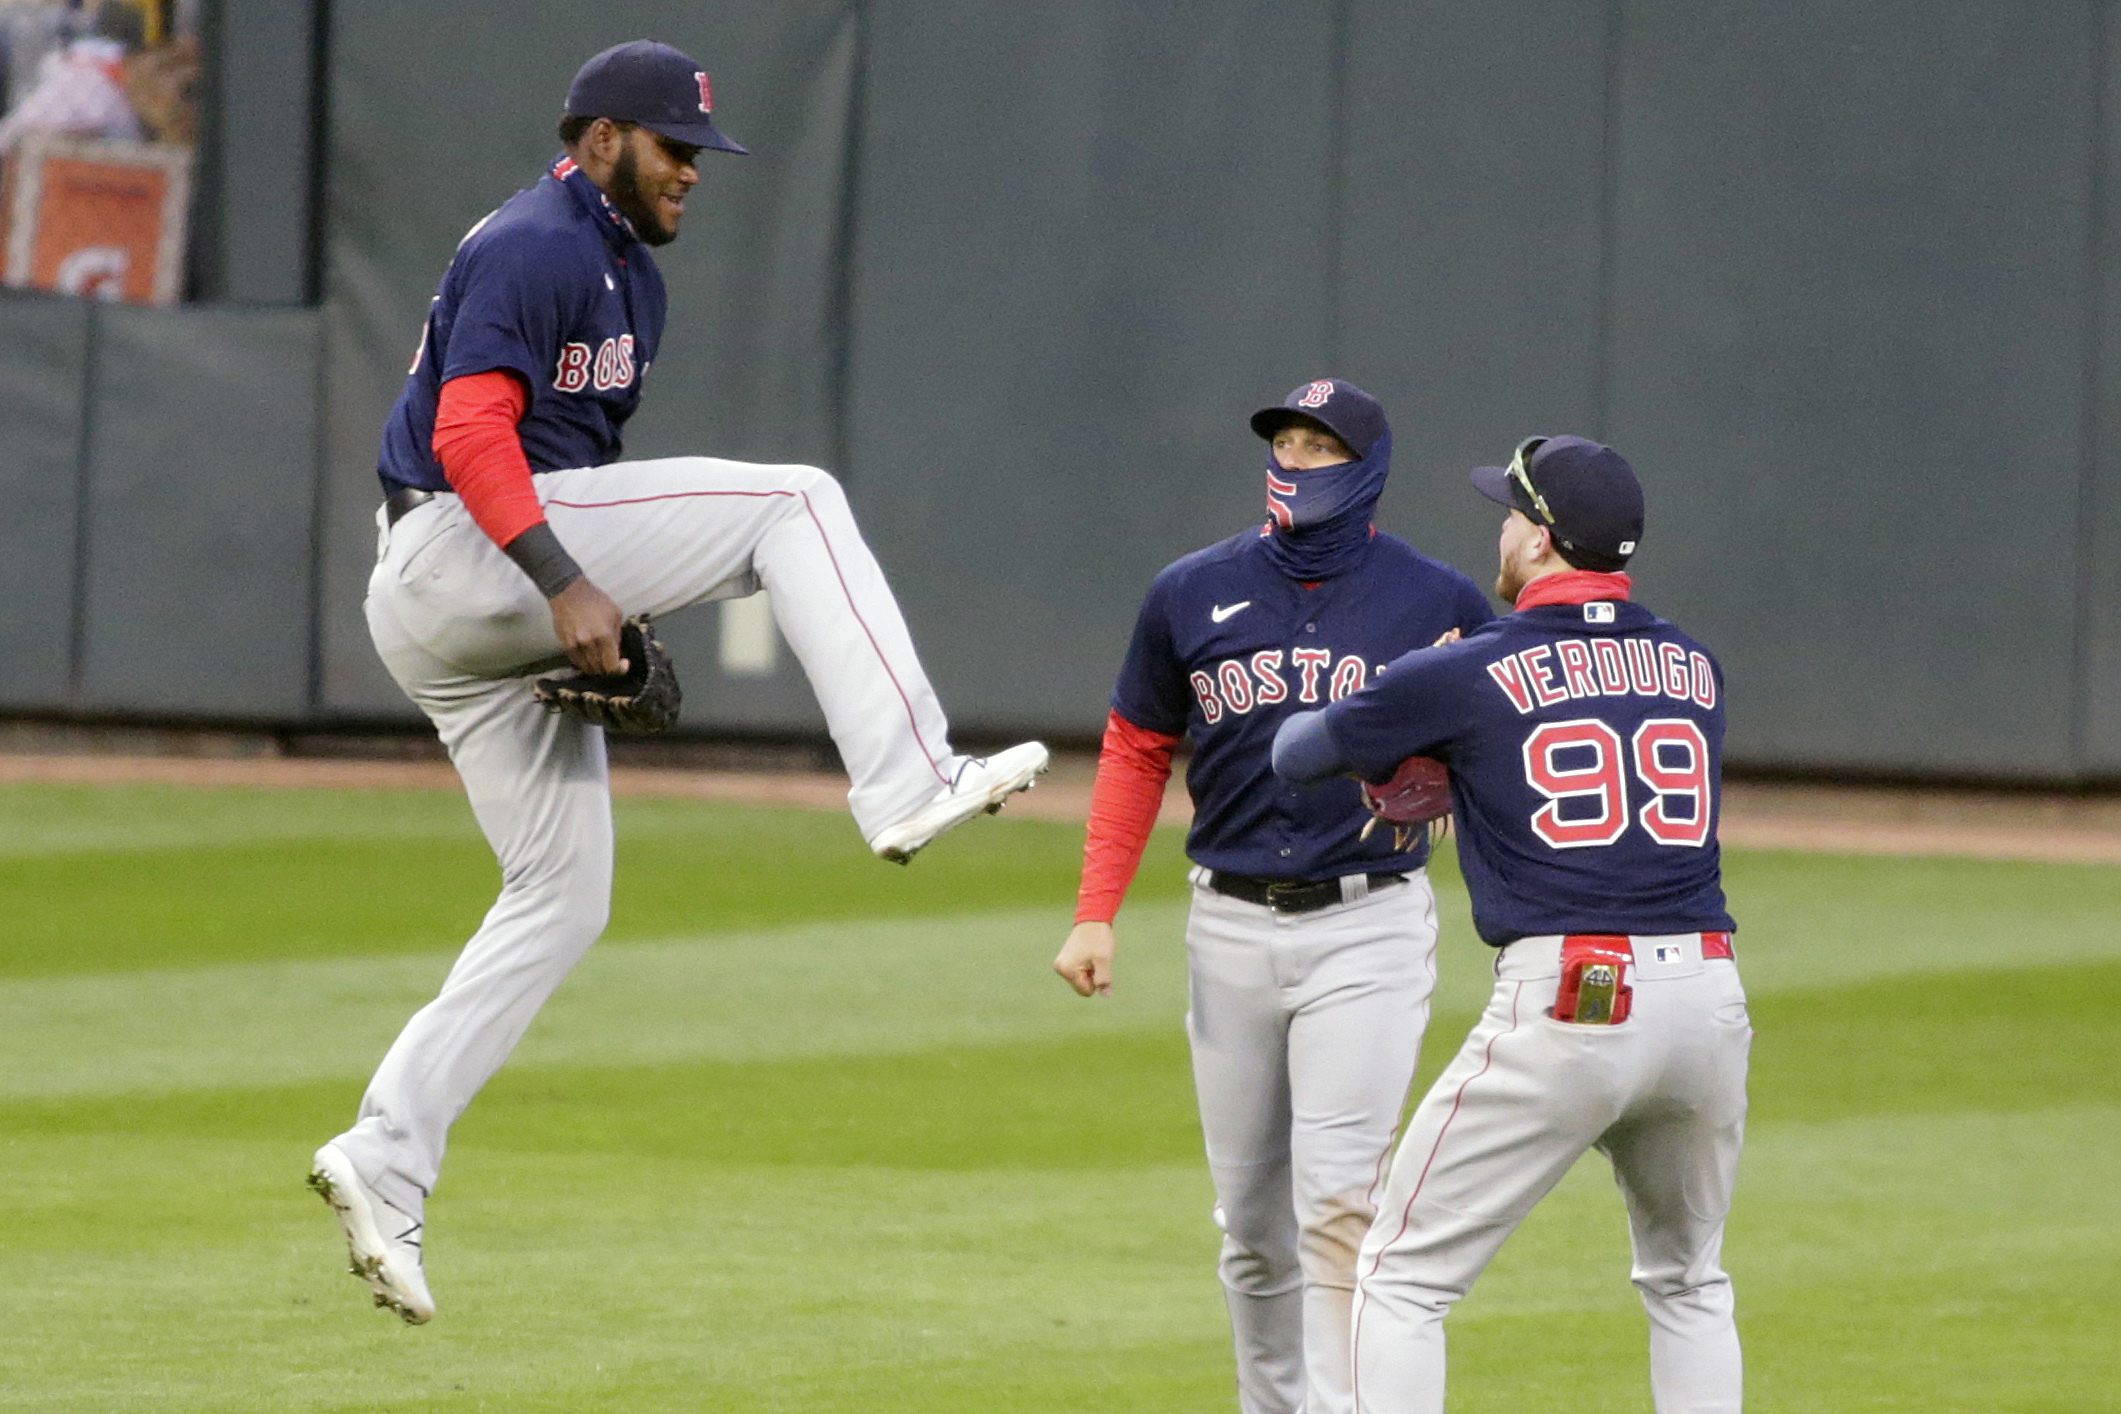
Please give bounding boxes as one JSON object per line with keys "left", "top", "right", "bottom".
{"left": 544, "top": 487, "right": 950, "bottom": 785}
{"left": 1349, "top": 978, "right": 1526, "bottom": 1411}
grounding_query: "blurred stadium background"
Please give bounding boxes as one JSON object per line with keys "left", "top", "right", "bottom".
{"left": 3, "top": 0, "right": 2119, "bottom": 781}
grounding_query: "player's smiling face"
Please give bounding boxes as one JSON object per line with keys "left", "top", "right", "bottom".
{"left": 610, "top": 126, "right": 702, "bottom": 246}
{"left": 1270, "top": 420, "right": 1356, "bottom": 471}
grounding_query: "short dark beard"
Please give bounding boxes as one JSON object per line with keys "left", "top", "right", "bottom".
{"left": 608, "top": 145, "right": 677, "bottom": 247}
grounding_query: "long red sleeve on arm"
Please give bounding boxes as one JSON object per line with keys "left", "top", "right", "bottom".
{"left": 431, "top": 370, "right": 545, "bottom": 550}
{"left": 1075, "top": 709, "right": 1183, "bottom": 925}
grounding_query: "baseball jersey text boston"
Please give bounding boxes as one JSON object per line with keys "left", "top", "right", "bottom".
{"left": 1273, "top": 436, "right": 1748, "bottom": 1414}
{"left": 310, "top": 40, "right": 1046, "bottom": 1325}
{"left": 1055, "top": 380, "right": 1492, "bottom": 1414}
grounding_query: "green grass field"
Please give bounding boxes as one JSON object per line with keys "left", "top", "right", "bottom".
{"left": 1, "top": 780, "right": 2116, "bottom": 1412}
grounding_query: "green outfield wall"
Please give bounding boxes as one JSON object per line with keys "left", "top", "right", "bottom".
{"left": 5, "top": 0, "right": 2120, "bottom": 782}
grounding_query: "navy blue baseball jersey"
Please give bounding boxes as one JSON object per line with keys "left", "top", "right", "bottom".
{"left": 377, "top": 156, "right": 667, "bottom": 494}
{"left": 1304, "top": 592, "right": 1737, "bottom": 945}
{"left": 1115, "top": 529, "right": 1493, "bottom": 879}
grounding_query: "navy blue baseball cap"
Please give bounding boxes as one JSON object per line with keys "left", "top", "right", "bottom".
{"left": 1250, "top": 378, "right": 1388, "bottom": 459}
{"left": 565, "top": 41, "right": 748, "bottom": 155}
{"left": 1471, "top": 435, "right": 1645, "bottom": 568}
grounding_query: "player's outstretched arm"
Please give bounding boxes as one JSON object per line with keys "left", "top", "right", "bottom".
{"left": 548, "top": 576, "right": 628, "bottom": 676}
{"left": 1054, "top": 920, "right": 1116, "bottom": 997}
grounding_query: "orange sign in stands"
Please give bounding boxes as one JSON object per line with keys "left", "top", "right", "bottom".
{"left": 2, "top": 136, "right": 191, "bottom": 305}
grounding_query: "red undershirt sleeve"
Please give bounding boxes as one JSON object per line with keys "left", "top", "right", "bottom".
{"left": 1075, "top": 709, "right": 1183, "bottom": 925}
{"left": 432, "top": 370, "right": 545, "bottom": 550}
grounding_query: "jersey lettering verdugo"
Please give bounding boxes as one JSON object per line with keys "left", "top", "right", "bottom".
{"left": 1113, "top": 527, "right": 1492, "bottom": 880}
{"left": 376, "top": 155, "right": 668, "bottom": 495}
{"left": 1316, "top": 596, "right": 1737, "bottom": 943}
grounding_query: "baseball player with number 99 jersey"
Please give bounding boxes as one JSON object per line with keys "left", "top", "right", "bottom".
{"left": 1272, "top": 435, "right": 1748, "bottom": 1414}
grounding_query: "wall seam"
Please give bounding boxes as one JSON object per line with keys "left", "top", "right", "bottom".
{"left": 66, "top": 303, "right": 100, "bottom": 703}
{"left": 1325, "top": 0, "right": 1350, "bottom": 370}
{"left": 828, "top": 0, "right": 866, "bottom": 483}
{"left": 1591, "top": 0, "right": 1625, "bottom": 440}
{"left": 304, "top": 0, "right": 333, "bottom": 715}
{"left": 2073, "top": 0, "right": 2111, "bottom": 777}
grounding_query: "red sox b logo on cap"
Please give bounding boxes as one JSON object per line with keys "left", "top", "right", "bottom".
{"left": 1297, "top": 380, "right": 1334, "bottom": 408}
{"left": 696, "top": 72, "right": 713, "bottom": 113}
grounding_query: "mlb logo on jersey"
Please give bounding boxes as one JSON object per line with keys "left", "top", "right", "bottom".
{"left": 1585, "top": 602, "right": 1616, "bottom": 624}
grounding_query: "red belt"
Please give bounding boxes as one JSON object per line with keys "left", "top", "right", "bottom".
{"left": 1565, "top": 931, "right": 1734, "bottom": 960}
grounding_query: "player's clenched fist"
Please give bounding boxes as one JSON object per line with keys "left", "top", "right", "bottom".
{"left": 548, "top": 577, "right": 628, "bottom": 675}
{"left": 1054, "top": 921, "right": 1115, "bottom": 996}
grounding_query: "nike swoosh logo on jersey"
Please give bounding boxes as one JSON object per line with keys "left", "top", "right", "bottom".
{"left": 1210, "top": 601, "right": 1252, "bottom": 623}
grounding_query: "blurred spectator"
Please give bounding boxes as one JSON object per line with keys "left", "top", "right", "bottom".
{"left": 123, "top": 26, "right": 194, "bottom": 143}
{"left": 0, "top": 1, "right": 145, "bottom": 154}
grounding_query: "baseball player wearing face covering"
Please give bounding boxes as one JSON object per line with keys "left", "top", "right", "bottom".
{"left": 306, "top": 39, "right": 1047, "bottom": 1325}
{"left": 1273, "top": 436, "right": 1748, "bottom": 1413}
{"left": 1054, "top": 380, "right": 1492, "bottom": 1414}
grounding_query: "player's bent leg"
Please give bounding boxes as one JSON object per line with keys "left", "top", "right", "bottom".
{"left": 1350, "top": 969, "right": 1618, "bottom": 1413}
{"left": 537, "top": 458, "right": 1046, "bottom": 856}
{"left": 321, "top": 596, "right": 616, "bottom": 1318}
{"left": 337, "top": 669, "right": 615, "bottom": 1203}
{"left": 1284, "top": 875, "right": 1441, "bottom": 1414}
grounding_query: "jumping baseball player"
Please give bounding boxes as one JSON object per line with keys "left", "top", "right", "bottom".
{"left": 308, "top": 39, "right": 1047, "bottom": 1324}
{"left": 1272, "top": 436, "right": 1748, "bottom": 1413}
{"left": 1053, "top": 381, "right": 1492, "bottom": 1414}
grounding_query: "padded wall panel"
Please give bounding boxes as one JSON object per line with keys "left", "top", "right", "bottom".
{"left": 0, "top": 293, "right": 88, "bottom": 707}
{"left": 848, "top": 0, "right": 1339, "bottom": 735}
{"left": 316, "top": 0, "right": 851, "bottom": 727}
{"left": 1607, "top": 0, "right": 2094, "bottom": 777}
{"left": 1340, "top": 0, "right": 1610, "bottom": 586}
{"left": 2079, "top": 3, "right": 2121, "bottom": 776}
{"left": 75, "top": 306, "right": 319, "bottom": 716}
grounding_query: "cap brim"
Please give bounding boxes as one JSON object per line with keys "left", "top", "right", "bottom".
{"left": 1250, "top": 405, "right": 1373, "bottom": 457}
{"left": 1470, "top": 463, "right": 1531, "bottom": 514}
{"left": 1250, "top": 407, "right": 1307, "bottom": 440}
{"left": 640, "top": 117, "right": 749, "bottom": 154}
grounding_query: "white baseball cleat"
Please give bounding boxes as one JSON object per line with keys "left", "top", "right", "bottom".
{"left": 307, "top": 1141, "right": 436, "bottom": 1325}
{"left": 870, "top": 742, "right": 1051, "bottom": 863}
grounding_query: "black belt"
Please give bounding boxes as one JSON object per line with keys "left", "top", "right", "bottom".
{"left": 384, "top": 487, "right": 437, "bottom": 526}
{"left": 1207, "top": 870, "right": 1409, "bottom": 915}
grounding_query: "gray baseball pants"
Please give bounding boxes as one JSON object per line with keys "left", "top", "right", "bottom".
{"left": 1350, "top": 931, "right": 1750, "bottom": 1413}
{"left": 1185, "top": 868, "right": 1441, "bottom": 1414}
{"left": 333, "top": 457, "right": 957, "bottom": 1215}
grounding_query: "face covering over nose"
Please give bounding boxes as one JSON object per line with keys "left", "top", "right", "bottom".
{"left": 1260, "top": 428, "right": 1391, "bottom": 581}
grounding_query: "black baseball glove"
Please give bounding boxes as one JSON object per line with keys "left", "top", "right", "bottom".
{"left": 532, "top": 615, "right": 682, "bottom": 734}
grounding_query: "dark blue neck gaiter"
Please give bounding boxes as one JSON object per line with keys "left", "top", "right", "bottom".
{"left": 1260, "top": 429, "right": 1391, "bottom": 580}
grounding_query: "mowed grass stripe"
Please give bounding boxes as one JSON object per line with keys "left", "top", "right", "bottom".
{"left": 0, "top": 785, "right": 1190, "bottom": 978}
{"left": 9, "top": 961, "right": 2117, "bottom": 1166}
{"left": 0, "top": 1108, "right": 2110, "bottom": 1412}
{"left": 0, "top": 903, "right": 1194, "bottom": 1100}
{"left": 9, "top": 871, "right": 2116, "bottom": 1104}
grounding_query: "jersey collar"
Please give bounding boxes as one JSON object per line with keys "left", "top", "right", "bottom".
{"left": 1512, "top": 568, "right": 1633, "bottom": 611}
{"left": 550, "top": 154, "right": 642, "bottom": 254}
